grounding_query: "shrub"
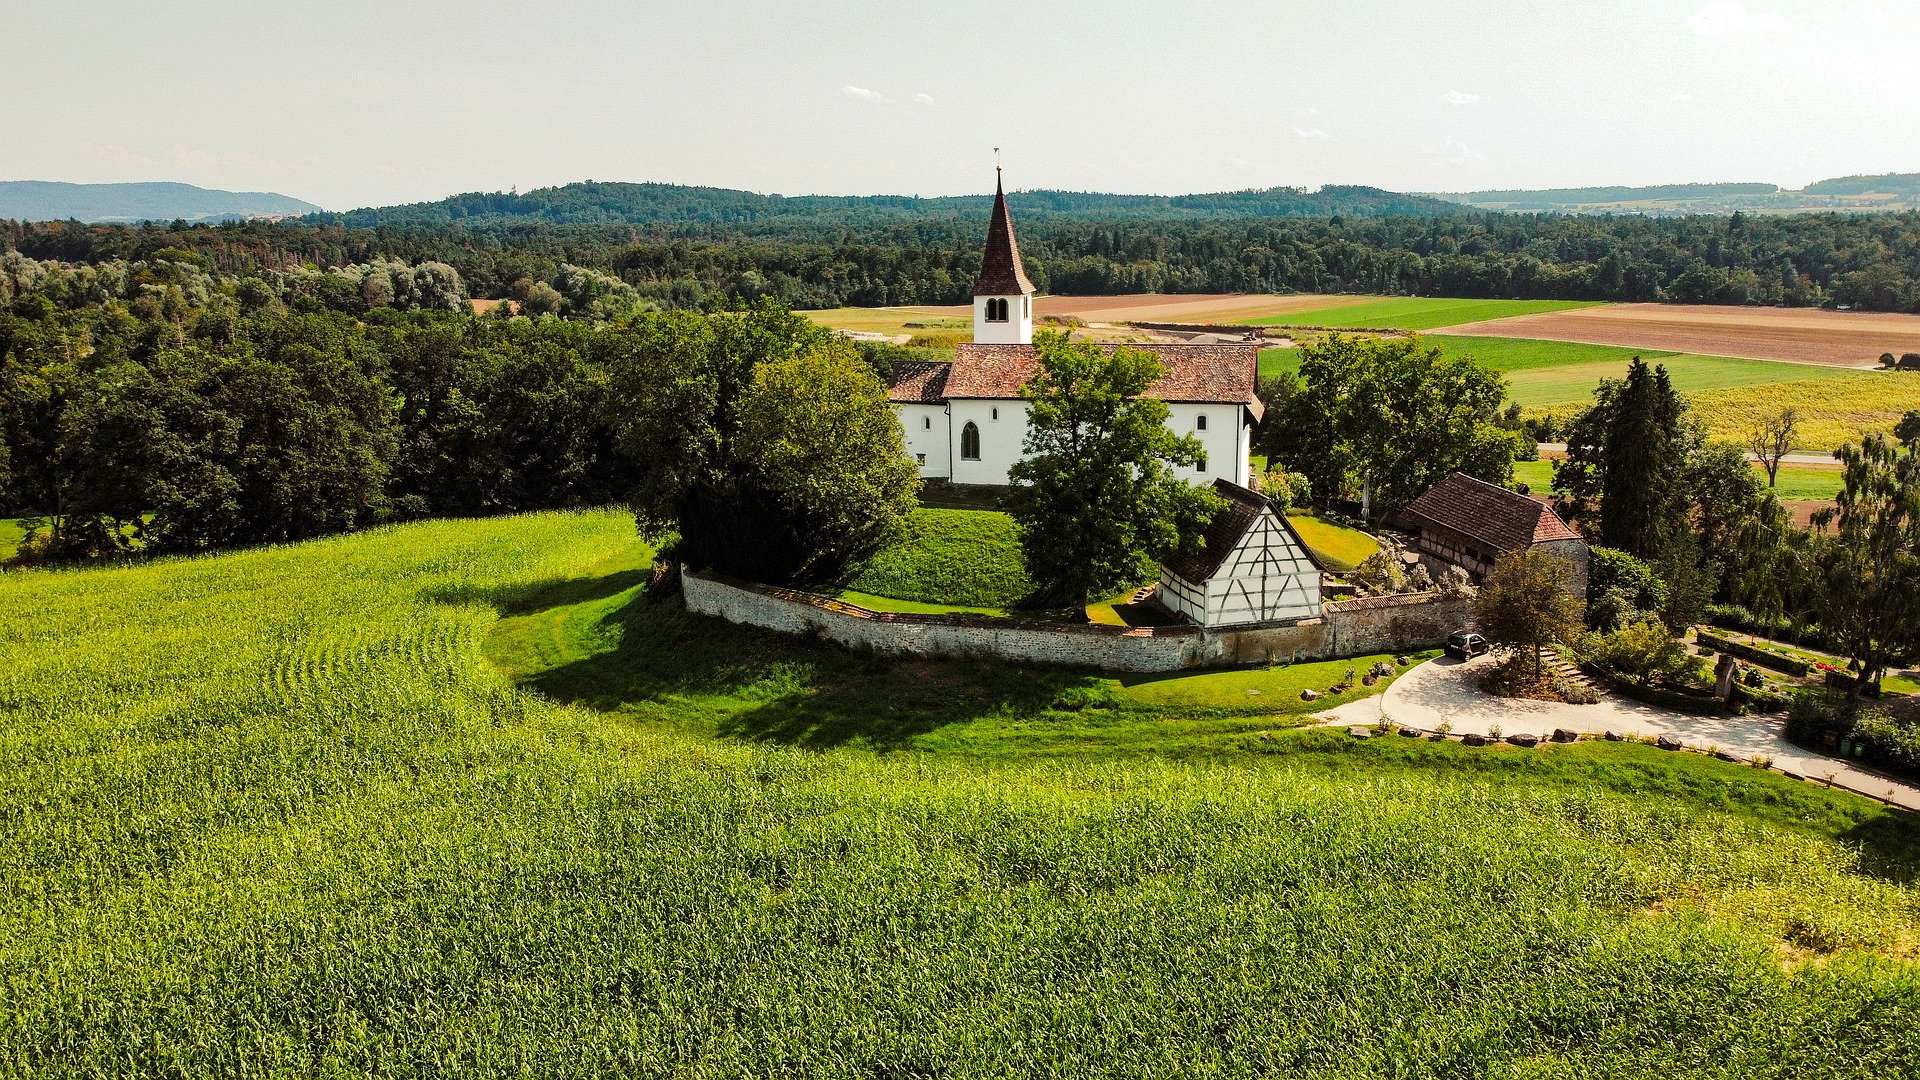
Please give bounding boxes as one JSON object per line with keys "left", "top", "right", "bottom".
{"left": 1584, "top": 622, "right": 1701, "bottom": 688}
{"left": 1854, "top": 712, "right": 1920, "bottom": 772}
{"left": 1901, "top": 352, "right": 1920, "bottom": 371}
{"left": 1881, "top": 352, "right": 1899, "bottom": 368}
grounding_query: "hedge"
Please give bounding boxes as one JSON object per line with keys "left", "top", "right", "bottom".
{"left": 1695, "top": 631, "right": 1812, "bottom": 677}
{"left": 1583, "top": 662, "right": 1730, "bottom": 716}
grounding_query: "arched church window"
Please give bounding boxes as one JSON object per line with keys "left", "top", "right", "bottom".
{"left": 986, "top": 297, "right": 1007, "bottom": 322}
{"left": 961, "top": 421, "right": 981, "bottom": 460}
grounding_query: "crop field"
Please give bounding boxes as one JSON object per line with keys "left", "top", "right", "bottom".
{"left": 4, "top": 511, "right": 1916, "bottom": 1076}
{"left": 1265, "top": 336, "right": 1907, "bottom": 451}
{"left": 1439, "top": 302, "right": 1920, "bottom": 367}
{"left": 1242, "top": 297, "right": 1599, "bottom": 331}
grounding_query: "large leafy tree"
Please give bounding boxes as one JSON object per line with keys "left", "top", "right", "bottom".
{"left": 1809, "top": 433, "right": 1920, "bottom": 696}
{"left": 1265, "top": 334, "right": 1510, "bottom": 516}
{"left": 733, "top": 348, "right": 920, "bottom": 584}
{"left": 1005, "top": 333, "right": 1220, "bottom": 609}
{"left": 612, "top": 299, "right": 917, "bottom": 586}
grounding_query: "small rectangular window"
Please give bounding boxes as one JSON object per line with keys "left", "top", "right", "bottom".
{"left": 916, "top": 453, "right": 926, "bottom": 465}
{"left": 1196, "top": 456, "right": 1208, "bottom": 473}
{"left": 1196, "top": 414, "right": 1207, "bottom": 431}
{"left": 923, "top": 416, "right": 931, "bottom": 430}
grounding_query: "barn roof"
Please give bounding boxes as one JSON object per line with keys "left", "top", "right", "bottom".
{"left": 885, "top": 359, "right": 950, "bottom": 404}
{"left": 1403, "top": 472, "right": 1583, "bottom": 552}
{"left": 932, "top": 342, "right": 1263, "bottom": 419}
{"left": 971, "top": 175, "right": 1036, "bottom": 296}
{"left": 1160, "top": 479, "right": 1322, "bottom": 583}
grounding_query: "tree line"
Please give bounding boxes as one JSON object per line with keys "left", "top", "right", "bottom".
{"left": 10, "top": 200, "right": 1920, "bottom": 313}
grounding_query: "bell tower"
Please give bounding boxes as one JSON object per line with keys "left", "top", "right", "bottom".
{"left": 971, "top": 160, "right": 1035, "bottom": 345}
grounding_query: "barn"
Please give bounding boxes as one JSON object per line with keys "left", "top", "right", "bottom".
{"left": 1401, "top": 472, "right": 1590, "bottom": 595}
{"left": 1156, "top": 480, "right": 1325, "bottom": 627}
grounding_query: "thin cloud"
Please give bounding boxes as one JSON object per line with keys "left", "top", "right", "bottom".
{"left": 913, "top": 92, "right": 935, "bottom": 106}
{"left": 843, "top": 85, "right": 890, "bottom": 104}
{"left": 1293, "top": 127, "right": 1330, "bottom": 140}
{"left": 1444, "top": 90, "right": 1482, "bottom": 107}
{"left": 1688, "top": 1, "right": 1789, "bottom": 39}
{"left": 83, "top": 142, "right": 153, "bottom": 168}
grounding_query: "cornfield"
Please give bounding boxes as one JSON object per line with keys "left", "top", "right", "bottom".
{"left": 0, "top": 511, "right": 1914, "bottom": 1077}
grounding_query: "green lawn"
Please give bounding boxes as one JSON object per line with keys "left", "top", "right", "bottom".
{"left": 0, "top": 518, "right": 25, "bottom": 563}
{"left": 1244, "top": 297, "right": 1600, "bottom": 331}
{"left": 1287, "top": 513, "right": 1381, "bottom": 572}
{"left": 842, "top": 507, "right": 1031, "bottom": 608}
{"left": 1512, "top": 458, "right": 1557, "bottom": 493}
{"left": 2, "top": 511, "right": 1916, "bottom": 1075}
{"left": 1120, "top": 651, "right": 1435, "bottom": 709}
{"left": 833, "top": 588, "right": 1008, "bottom": 617}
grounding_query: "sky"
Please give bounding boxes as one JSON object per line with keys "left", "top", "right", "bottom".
{"left": 6, "top": 0, "right": 1920, "bottom": 210}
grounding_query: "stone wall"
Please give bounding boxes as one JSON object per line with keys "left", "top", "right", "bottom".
{"left": 682, "top": 568, "right": 1474, "bottom": 673}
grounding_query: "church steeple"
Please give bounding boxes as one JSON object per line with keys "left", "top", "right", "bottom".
{"left": 972, "top": 161, "right": 1035, "bottom": 344}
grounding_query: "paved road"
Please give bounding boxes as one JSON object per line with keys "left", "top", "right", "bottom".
{"left": 1321, "top": 654, "right": 1920, "bottom": 811}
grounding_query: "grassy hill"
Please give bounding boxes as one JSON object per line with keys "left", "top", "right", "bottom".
{"left": 0, "top": 510, "right": 1914, "bottom": 1075}
{"left": 0, "top": 180, "right": 322, "bottom": 223}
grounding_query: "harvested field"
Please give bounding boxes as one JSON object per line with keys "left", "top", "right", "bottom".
{"left": 1437, "top": 303, "right": 1920, "bottom": 368}
{"left": 807, "top": 294, "right": 1375, "bottom": 333}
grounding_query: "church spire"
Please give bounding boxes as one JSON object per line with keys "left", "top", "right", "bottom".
{"left": 971, "top": 168, "right": 1035, "bottom": 297}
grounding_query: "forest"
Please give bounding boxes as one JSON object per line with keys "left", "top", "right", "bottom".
{"left": 5, "top": 179, "right": 1920, "bottom": 311}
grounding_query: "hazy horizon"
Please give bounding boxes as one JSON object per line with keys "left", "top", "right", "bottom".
{"left": 8, "top": 0, "right": 1918, "bottom": 211}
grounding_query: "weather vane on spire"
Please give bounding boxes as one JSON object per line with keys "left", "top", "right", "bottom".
{"left": 994, "top": 147, "right": 1001, "bottom": 176}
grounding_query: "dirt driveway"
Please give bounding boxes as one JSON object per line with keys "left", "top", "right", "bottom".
{"left": 1322, "top": 653, "right": 1920, "bottom": 811}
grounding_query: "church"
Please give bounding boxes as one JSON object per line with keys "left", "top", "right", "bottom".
{"left": 886, "top": 175, "right": 1263, "bottom": 488}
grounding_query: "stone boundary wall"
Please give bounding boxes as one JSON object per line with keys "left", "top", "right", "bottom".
{"left": 681, "top": 568, "right": 1474, "bottom": 673}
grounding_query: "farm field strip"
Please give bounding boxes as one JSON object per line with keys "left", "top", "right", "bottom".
{"left": 1242, "top": 297, "right": 1599, "bottom": 331}
{"left": 1512, "top": 458, "right": 1845, "bottom": 502}
{"left": 1437, "top": 302, "right": 1920, "bottom": 367}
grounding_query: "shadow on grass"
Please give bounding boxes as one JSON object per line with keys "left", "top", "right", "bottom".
{"left": 424, "top": 568, "right": 651, "bottom": 616}
{"left": 487, "top": 573, "right": 1101, "bottom": 751}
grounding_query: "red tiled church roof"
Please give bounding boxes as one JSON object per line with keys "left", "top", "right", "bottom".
{"left": 885, "top": 359, "right": 950, "bottom": 404}
{"left": 1403, "top": 472, "right": 1582, "bottom": 552}
{"left": 936, "top": 343, "right": 1263, "bottom": 419}
{"left": 971, "top": 174, "right": 1036, "bottom": 296}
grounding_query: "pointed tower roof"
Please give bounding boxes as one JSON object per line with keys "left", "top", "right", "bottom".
{"left": 971, "top": 172, "right": 1036, "bottom": 296}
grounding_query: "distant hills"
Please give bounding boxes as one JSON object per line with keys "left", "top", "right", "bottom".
{"left": 0, "top": 181, "right": 323, "bottom": 224}
{"left": 319, "top": 181, "right": 1463, "bottom": 229}
{"left": 1434, "top": 174, "right": 1920, "bottom": 215}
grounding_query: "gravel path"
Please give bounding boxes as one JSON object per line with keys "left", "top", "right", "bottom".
{"left": 1321, "top": 654, "right": 1920, "bottom": 811}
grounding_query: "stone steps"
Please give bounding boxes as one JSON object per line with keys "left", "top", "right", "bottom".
{"left": 1540, "top": 647, "right": 1604, "bottom": 697}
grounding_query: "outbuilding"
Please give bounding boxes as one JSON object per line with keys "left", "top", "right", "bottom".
{"left": 1156, "top": 480, "right": 1325, "bottom": 628}
{"left": 1401, "top": 472, "right": 1589, "bottom": 595}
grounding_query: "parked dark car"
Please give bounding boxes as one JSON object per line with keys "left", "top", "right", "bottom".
{"left": 1445, "top": 632, "right": 1490, "bottom": 661}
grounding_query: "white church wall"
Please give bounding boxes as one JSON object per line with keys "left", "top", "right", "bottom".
{"left": 1164, "top": 403, "right": 1249, "bottom": 487}
{"left": 947, "top": 398, "right": 1030, "bottom": 486}
{"left": 971, "top": 294, "right": 1033, "bottom": 345}
{"left": 895, "top": 404, "right": 949, "bottom": 478}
